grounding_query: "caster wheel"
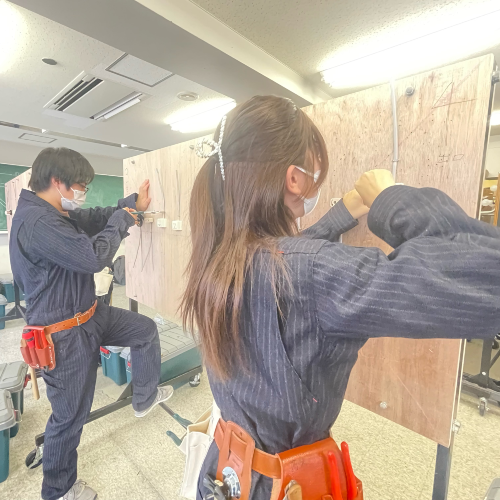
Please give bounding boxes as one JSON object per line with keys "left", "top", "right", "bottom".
{"left": 478, "top": 397, "right": 488, "bottom": 417}
{"left": 25, "top": 446, "right": 43, "bottom": 469}
{"left": 189, "top": 374, "right": 201, "bottom": 387}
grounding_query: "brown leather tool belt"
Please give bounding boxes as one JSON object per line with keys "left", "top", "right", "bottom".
{"left": 212, "top": 418, "right": 363, "bottom": 500}
{"left": 20, "top": 301, "right": 97, "bottom": 371}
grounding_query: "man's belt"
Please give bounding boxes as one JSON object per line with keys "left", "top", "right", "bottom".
{"left": 20, "top": 301, "right": 97, "bottom": 371}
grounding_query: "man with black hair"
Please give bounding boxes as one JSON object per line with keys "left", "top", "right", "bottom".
{"left": 10, "top": 148, "right": 173, "bottom": 500}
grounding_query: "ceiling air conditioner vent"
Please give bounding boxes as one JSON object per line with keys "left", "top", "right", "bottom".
{"left": 49, "top": 76, "right": 103, "bottom": 112}
{"left": 44, "top": 72, "right": 143, "bottom": 125}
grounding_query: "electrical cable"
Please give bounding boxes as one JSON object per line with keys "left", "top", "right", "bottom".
{"left": 155, "top": 168, "right": 166, "bottom": 215}
{"left": 390, "top": 79, "right": 399, "bottom": 181}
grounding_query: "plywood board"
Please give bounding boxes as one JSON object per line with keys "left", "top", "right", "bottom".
{"left": 5, "top": 169, "right": 31, "bottom": 237}
{"left": 300, "top": 54, "right": 494, "bottom": 446}
{"left": 123, "top": 138, "right": 207, "bottom": 322}
{"left": 125, "top": 54, "right": 494, "bottom": 446}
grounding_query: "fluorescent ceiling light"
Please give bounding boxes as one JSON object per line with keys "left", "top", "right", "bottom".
{"left": 492, "top": 110, "right": 500, "bottom": 127}
{"left": 0, "top": 1, "right": 27, "bottom": 74}
{"left": 167, "top": 100, "right": 236, "bottom": 134}
{"left": 321, "top": 6, "right": 500, "bottom": 89}
{"left": 121, "top": 144, "right": 128, "bottom": 148}
{"left": 94, "top": 97, "right": 141, "bottom": 120}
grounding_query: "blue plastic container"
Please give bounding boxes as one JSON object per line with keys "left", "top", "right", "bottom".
{"left": 0, "top": 295, "right": 6, "bottom": 330}
{"left": 100, "top": 346, "right": 127, "bottom": 386}
{"left": 0, "top": 280, "right": 14, "bottom": 304}
{"left": 120, "top": 348, "right": 132, "bottom": 384}
{"left": 126, "top": 361, "right": 132, "bottom": 383}
{"left": 0, "top": 362, "right": 28, "bottom": 438}
{"left": 0, "top": 390, "right": 16, "bottom": 483}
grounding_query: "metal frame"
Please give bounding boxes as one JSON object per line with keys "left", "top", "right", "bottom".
{"left": 33, "top": 366, "right": 202, "bottom": 448}
{"left": 0, "top": 280, "right": 26, "bottom": 323}
{"left": 462, "top": 338, "right": 500, "bottom": 410}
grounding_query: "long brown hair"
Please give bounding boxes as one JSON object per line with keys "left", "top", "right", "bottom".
{"left": 181, "top": 96, "right": 329, "bottom": 379}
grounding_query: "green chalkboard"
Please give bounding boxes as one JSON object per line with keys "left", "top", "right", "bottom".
{"left": 82, "top": 174, "right": 124, "bottom": 210}
{"left": 0, "top": 164, "right": 30, "bottom": 232}
{"left": 0, "top": 163, "right": 124, "bottom": 231}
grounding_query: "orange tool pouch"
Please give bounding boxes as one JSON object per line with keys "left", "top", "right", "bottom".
{"left": 20, "top": 301, "right": 97, "bottom": 372}
{"left": 213, "top": 418, "right": 363, "bottom": 500}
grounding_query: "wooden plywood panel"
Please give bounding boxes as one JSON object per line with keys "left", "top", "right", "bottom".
{"left": 300, "top": 54, "right": 494, "bottom": 446}
{"left": 124, "top": 55, "right": 494, "bottom": 446}
{"left": 123, "top": 137, "right": 207, "bottom": 323}
{"left": 5, "top": 169, "right": 31, "bottom": 237}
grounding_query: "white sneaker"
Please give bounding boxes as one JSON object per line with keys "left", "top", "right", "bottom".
{"left": 55, "top": 480, "right": 97, "bottom": 500}
{"left": 134, "top": 386, "right": 174, "bottom": 418}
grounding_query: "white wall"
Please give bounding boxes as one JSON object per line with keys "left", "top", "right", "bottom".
{"left": 1, "top": 140, "right": 124, "bottom": 277}
{"left": 485, "top": 136, "right": 500, "bottom": 177}
{"left": 0, "top": 140, "right": 123, "bottom": 175}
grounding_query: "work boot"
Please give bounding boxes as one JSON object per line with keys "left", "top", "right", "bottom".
{"left": 134, "top": 385, "right": 174, "bottom": 418}
{"left": 48, "top": 480, "right": 97, "bottom": 500}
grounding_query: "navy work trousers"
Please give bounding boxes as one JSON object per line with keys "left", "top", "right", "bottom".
{"left": 41, "top": 301, "right": 160, "bottom": 500}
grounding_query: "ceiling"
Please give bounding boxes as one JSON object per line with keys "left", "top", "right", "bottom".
{"left": 191, "top": 0, "right": 499, "bottom": 77}
{"left": 0, "top": 1, "right": 233, "bottom": 159}
{"left": 1, "top": 0, "right": 500, "bottom": 164}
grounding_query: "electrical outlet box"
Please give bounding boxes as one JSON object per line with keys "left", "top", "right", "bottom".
{"left": 330, "top": 198, "right": 341, "bottom": 207}
{"left": 157, "top": 218, "right": 167, "bottom": 228}
{"left": 172, "top": 220, "right": 182, "bottom": 231}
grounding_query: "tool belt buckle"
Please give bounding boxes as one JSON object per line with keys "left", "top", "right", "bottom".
{"left": 74, "top": 312, "right": 83, "bottom": 326}
{"left": 20, "top": 325, "right": 56, "bottom": 371}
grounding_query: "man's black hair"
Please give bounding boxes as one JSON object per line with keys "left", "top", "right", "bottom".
{"left": 29, "top": 147, "right": 95, "bottom": 192}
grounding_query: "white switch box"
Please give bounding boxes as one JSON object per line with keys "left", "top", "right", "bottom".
{"left": 157, "top": 218, "right": 167, "bottom": 228}
{"left": 330, "top": 197, "right": 341, "bottom": 207}
{"left": 172, "top": 220, "right": 182, "bottom": 231}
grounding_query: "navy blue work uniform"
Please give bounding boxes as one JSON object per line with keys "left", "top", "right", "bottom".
{"left": 198, "top": 186, "right": 500, "bottom": 500}
{"left": 10, "top": 189, "right": 161, "bottom": 500}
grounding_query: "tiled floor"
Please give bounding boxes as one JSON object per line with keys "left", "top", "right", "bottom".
{"left": 0, "top": 285, "right": 499, "bottom": 500}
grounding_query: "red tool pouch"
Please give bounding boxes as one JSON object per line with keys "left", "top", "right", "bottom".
{"left": 20, "top": 326, "right": 56, "bottom": 371}
{"left": 271, "top": 438, "right": 363, "bottom": 500}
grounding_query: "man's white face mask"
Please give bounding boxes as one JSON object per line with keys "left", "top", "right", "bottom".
{"left": 57, "top": 187, "right": 86, "bottom": 211}
{"left": 295, "top": 167, "right": 321, "bottom": 216}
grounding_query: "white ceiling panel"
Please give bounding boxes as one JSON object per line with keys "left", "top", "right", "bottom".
{"left": 105, "top": 53, "right": 173, "bottom": 87}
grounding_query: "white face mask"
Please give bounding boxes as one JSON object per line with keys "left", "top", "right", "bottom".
{"left": 57, "top": 187, "right": 87, "bottom": 211}
{"left": 295, "top": 167, "right": 321, "bottom": 216}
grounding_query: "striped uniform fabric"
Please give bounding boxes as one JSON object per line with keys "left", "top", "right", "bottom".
{"left": 10, "top": 189, "right": 161, "bottom": 500}
{"left": 198, "top": 185, "right": 500, "bottom": 500}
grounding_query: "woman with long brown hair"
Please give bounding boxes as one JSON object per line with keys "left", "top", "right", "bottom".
{"left": 182, "top": 95, "right": 500, "bottom": 500}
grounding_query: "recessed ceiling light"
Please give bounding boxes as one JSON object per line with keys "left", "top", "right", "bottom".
{"left": 42, "top": 58, "right": 57, "bottom": 66}
{"left": 177, "top": 91, "right": 199, "bottom": 102}
{"left": 19, "top": 133, "right": 56, "bottom": 144}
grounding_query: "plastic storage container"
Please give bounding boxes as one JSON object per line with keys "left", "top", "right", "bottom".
{"left": 0, "top": 295, "right": 7, "bottom": 330}
{"left": 120, "top": 348, "right": 132, "bottom": 384}
{"left": 100, "top": 346, "right": 127, "bottom": 386}
{"left": 0, "top": 362, "right": 28, "bottom": 438}
{"left": 0, "top": 389, "right": 16, "bottom": 483}
{"left": 0, "top": 279, "right": 14, "bottom": 304}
